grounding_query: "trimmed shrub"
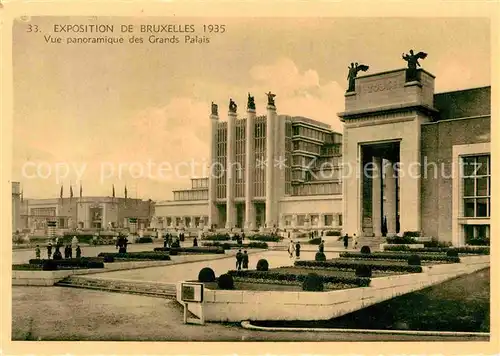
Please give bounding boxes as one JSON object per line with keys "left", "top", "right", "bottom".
{"left": 355, "top": 265, "right": 372, "bottom": 277}
{"left": 42, "top": 260, "right": 58, "bottom": 271}
{"left": 302, "top": 273, "right": 324, "bottom": 292}
{"left": 222, "top": 243, "right": 231, "bottom": 250}
{"left": 403, "top": 231, "right": 421, "bottom": 238}
{"left": 325, "top": 230, "right": 341, "bottom": 236}
{"left": 315, "top": 252, "right": 326, "bottom": 261}
{"left": 383, "top": 245, "right": 411, "bottom": 252}
{"left": 309, "top": 238, "right": 322, "bottom": 245}
{"left": 103, "top": 256, "right": 115, "bottom": 263}
{"left": 136, "top": 237, "right": 153, "bottom": 243}
{"left": 466, "top": 237, "right": 490, "bottom": 246}
{"left": 218, "top": 273, "right": 234, "bottom": 290}
{"left": 446, "top": 249, "right": 459, "bottom": 257}
{"left": 423, "top": 237, "right": 452, "bottom": 248}
{"left": 171, "top": 240, "right": 181, "bottom": 248}
{"left": 256, "top": 259, "right": 269, "bottom": 271}
{"left": 339, "top": 251, "right": 460, "bottom": 263}
{"left": 408, "top": 254, "right": 421, "bottom": 266}
{"left": 360, "top": 246, "right": 371, "bottom": 254}
{"left": 170, "top": 247, "right": 225, "bottom": 254}
{"left": 203, "top": 234, "right": 231, "bottom": 241}
{"left": 198, "top": 267, "right": 216, "bottom": 282}
{"left": 153, "top": 247, "right": 169, "bottom": 252}
{"left": 247, "top": 242, "right": 268, "bottom": 249}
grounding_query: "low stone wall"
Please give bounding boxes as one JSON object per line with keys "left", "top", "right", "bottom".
{"left": 177, "top": 255, "right": 489, "bottom": 322}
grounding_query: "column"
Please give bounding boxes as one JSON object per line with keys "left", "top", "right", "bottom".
{"left": 244, "top": 106, "right": 256, "bottom": 229}
{"left": 226, "top": 109, "right": 237, "bottom": 229}
{"left": 265, "top": 103, "right": 276, "bottom": 228}
{"left": 318, "top": 214, "right": 325, "bottom": 229}
{"left": 292, "top": 214, "right": 297, "bottom": 228}
{"left": 384, "top": 159, "right": 397, "bottom": 236}
{"left": 208, "top": 108, "right": 219, "bottom": 228}
{"left": 372, "top": 156, "right": 382, "bottom": 236}
{"left": 191, "top": 216, "right": 196, "bottom": 228}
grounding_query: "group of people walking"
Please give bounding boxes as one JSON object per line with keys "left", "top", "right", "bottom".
{"left": 37, "top": 241, "right": 82, "bottom": 260}
{"left": 288, "top": 240, "right": 302, "bottom": 259}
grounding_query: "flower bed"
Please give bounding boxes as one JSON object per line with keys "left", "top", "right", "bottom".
{"left": 135, "top": 237, "right": 153, "bottom": 243}
{"left": 227, "top": 267, "right": 371, "bottom": 287}
{"left": 339, "top": 251, "right": 460, "bottom": 263}
{"left": 384, "top": 246, "right": 490, "bottom": 255}
{"left": 201, "top": 241, "right": 268, "bottom": 249}
{"left": 98, "top": 252, "right": 171, "bottom": 260}
{"left": 295, "top": 259, "right": 423, "bottom": 273}
{"left": 385, "top": 235, "right": 418, "bottom": 244}
{"left": 308, "top": 238, "right": 322, "bottom": 245}
{"left": 247, "top": 234, "right": 281, "bottom": 242}
{"left": 19, "top": 258, "right": 105, "bottom": 270}
{"left": 324, "top": 230, "right": 341, "bottom": 236}
{"left": 153, "top": 247, "right": 224, "bottom": 254}
{"left": 230, "top": 277, "right": 359, "bottom": 291}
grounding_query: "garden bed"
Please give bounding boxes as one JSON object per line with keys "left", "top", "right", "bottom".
{"left": 153, "top": 247, "right": 225, "bottom": 254}
{"left": 383, "top": 246, "right": 490, "bottom": 255}
{"left": 339, "top": 252, "right": 460, "bottom": 263}
{"left": 98, "top": 252, "right": 171, "bottom": 260}
{"left": 295, "top": 259, "right": 423, "bottom": 273}
{"left": 201, "top": 242, "right": 268, "bottom": 249}
{"left": 227, "top": 267, "right": 371, "bottom": 287}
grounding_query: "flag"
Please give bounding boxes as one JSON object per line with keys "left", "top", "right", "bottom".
{"left": 112, "top": 184, "right": 115, "bottom": 198}
{"left": 80, "top": 184, "right": 82, "bottom": 198}
{"left": 124, "top": 185, "right": 128, "bottom": 199}
{"left": 70, "top": 185, "right": 74, "bottom": 199}
{"left": 60, "top": 185, "right": 63, "bottom": 199}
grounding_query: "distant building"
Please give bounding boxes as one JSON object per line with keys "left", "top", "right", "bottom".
{"left": 19, "top": 196, "right": 154, "bottom": 231}
{"left": 12, "top": 182, "right": 21, "bottom": 233}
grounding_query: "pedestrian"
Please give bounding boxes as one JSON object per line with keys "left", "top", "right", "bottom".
{"left": 236, "top": 249, "right": 243, "bottom": 270}
{"left": 295, "top": 241, "right": 301, "bottom": 259}
{"left": 343, "top": 233, "right": 349, "bottom": 249}
{"left": 163, "top": 235, "right": 168, "bottom": 248}
{"left": 53, "top": 246, "right": 62, "bottom": 260}
{"left": 193, "top": 237, "right": 198, "bottom": 247}
{"left": 353, "top": 233, "right": 358, "bottom": 249}
{"left": 287, "top": 231, "right": 290, "bottom": 239}
{"left": 288, "top": 240, "right": 295, "bottom": 258}
{"left": 68, "top": 244, "right": 73, "bottom": 258}
{"left": 319, "top": 240, "right": 325, "bottom": 253}
{"left": 64, "top": 245, "right": 69, "bottom": 259}
{"left": 35, "top": 245, "right": 41, "bottom": 259}
{"left": 47, "top": 242, "right": 52, "bottom": 259}
{"left": 241, "top": 232, "right": 245, "bottom": 241}
{"left": 76, "top": 245, "right": 82, "bottom": 258}
{"left": 242, "top": 250, "right": 249, "bottom": 269}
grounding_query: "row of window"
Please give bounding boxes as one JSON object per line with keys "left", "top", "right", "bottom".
{"left": 163, "top": 216, "right": 209, "bottom": 227}
{"left": 192, "top": 178, "right": 208, "bottom": 189}
{"left": 321, "top": 144, "right": 342, "bottom": 156}
{"left": 292, "top": 182, "right": 342, "bottom": 196}
{"left": 293, "top": 141, "right": 321, "bottom": 155}
{"left": 173, "top": 189, "right": 209, "bottom": 201}
{"left": 285, "top": 121, "right": 293, "bottom": 195}
{"left": 292, "top": 126, "right": 329, "bottom": 142}
{"left": 30, "top": 207, "right": 56, "bottom": 216}
{"left": 461, "top": 155, "right": 490, "bottom": 218}
{"left": 283, "top": 213, "right": 343, "bottom": 227}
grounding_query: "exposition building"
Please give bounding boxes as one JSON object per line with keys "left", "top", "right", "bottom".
{"left": 134, "top": 64, "right": 491, "bottom": 246}
{"left": 14, "top": 193, "right": 154, "bottom": 233}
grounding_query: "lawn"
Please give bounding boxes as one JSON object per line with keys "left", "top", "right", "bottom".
{"left": 253, "top": 267, "right": 490, "bottom": 332}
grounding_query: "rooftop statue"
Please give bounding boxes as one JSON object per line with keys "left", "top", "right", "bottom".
{"left": 266, "top": 91, "right": 276, "bottom": 106}
{"left": 402, "top": 49, "right": 427, "bottom": 82}
{"left": 211, "top": 101, "right": 218, "bottom": 116}
{"left": 346, "top": 62, "right": 369, "bottom": 92}
{"left": 229, "top": 98, "right": 237, "bottom": 113}
{"left": 247, "top": 93, "right": 256, "bottom": 110}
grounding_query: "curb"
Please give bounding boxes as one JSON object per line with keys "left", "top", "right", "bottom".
{"left": 240, "top": 321, "right": 490, "bottom": 337}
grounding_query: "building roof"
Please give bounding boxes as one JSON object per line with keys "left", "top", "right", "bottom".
{"left": 433, "top": 86, "right": 490, "bottom": 121}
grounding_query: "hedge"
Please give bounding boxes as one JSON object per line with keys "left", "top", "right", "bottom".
{"left": 247, "top": 234, "right": 281, "bottom": 242}
{"left": 383, "top": 246, "right": 490, "bottom": 255}
{"left": 402, "top": 231, "right": 421, "bottom": 238}
{"left": 302, "top": 273, "right": 324, "bottom": 291}
{"left": 423, "top": 237, "right": 452, "bottom": 248}
{"left": 385, "top": 236, "right": 418, "bottom": 244}
{"left": 466, "top": 238, "right": 490, "bottom": 246}
{"left": 28, "top": 258, "right": 104, "bottom": 269}
{"left": 98, "top": 252, "right": 171, "bottom": 260}
{"left": 325, "top": 230, "right": 341, "bottom": 236}
{"left": 309, "top": 238, "right": 322, "bottom": 245}
{"left": 294, "top": 260, "right": 423, "bottom": 273}
{"left": 203, "top": 234, "right": 231, "bottom": 241}
{"left": 339, "top": 252, "right": 460, "bottom": 263}
{"left": 227, "top": 269, "right": 371, "bottom": 287}
{"left": 135, "top": 237, "right": 153, "bottom": 243}
{"left": 153, "top": 247, "right": 224, "bottom": 254}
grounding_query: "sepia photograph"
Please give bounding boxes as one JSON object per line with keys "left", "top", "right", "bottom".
{"left": 2, "top": 3, "right": 498, "bottom": 353}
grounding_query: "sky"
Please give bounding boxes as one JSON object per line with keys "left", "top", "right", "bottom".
{"left": 12, "top": 17, "right": 491, "bottom": 200}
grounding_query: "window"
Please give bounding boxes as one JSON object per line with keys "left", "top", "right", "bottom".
{"left": 338, "top": 214, "right": 343, "bottom": 226}
{"left": 462, "top": 155, "right": 490, "bottom": 218}
{"left": 324, "top": 214, "right": 333, "bottom": 226}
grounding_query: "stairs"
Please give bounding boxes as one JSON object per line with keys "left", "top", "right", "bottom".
{"left": 55, "top": 276, "right": 177, "bottom": 298}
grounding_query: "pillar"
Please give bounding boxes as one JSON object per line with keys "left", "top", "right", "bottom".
{"left": 384, "top": 160, "right": 397, "bottom": 236}
{"left": 318, "top": 214, "right": 325, "bottom": 228}
{"left": 292, "top": 214, "right": 297, "bottom": 228}
{"left": 226, "top": 109, "right": 237, "bottom": 229}
{"left": 372, "top": 156, "right": 382, "bottom": 236}
{"left": 191, "top": 216, "right": 196, "bottom": 228}
{"left": 208, "top": 109, "right": 219, "bottom": 228}
{"left": 265, "top": 103, "right": 276, "bottom": 228}
{"left": 244, "top": 107, "right": 256, "bottom": 229}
